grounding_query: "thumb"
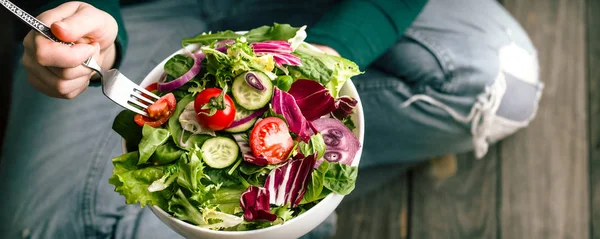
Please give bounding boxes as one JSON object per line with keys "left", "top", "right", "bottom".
{"left": 48, "top": 3, "right": 117, "bottom": 46}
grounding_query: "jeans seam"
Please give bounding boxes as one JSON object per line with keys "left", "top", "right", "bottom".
{"left": 82, "top": 108, "right": 122, "bottom": 239}
{"left": 403, "top": 28, "right": 455, "bottom": 91}
{"left": 353, "top": 75, "right": 399, "bottom": 91}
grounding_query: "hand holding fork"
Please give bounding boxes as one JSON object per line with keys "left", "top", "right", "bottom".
{"left": 3, "top": 0, "right": 158, "bottom": 116}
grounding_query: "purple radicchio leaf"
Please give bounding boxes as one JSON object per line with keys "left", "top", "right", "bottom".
{"left": 232, "top": 134, "right": 268, "bottom": 166}
{"left": 269, "top": 53, "right": 302, "bottom": 66}
{"left": 287, "top": 79, "right": 336, "bottom": 121}
{"left": 331, "top": 96, "right": 358, "bottom": 120}
{"left": 264, "top": 154, "right": 317, "bottom": 207}
{"left": 240, "top": 186, "right": 277, "bottom": 221}
{"left": 251, "top": 40, "right": 302, "bottom": 66}
{"left": 272, "top": 87, "right": 314, "bottom": 142}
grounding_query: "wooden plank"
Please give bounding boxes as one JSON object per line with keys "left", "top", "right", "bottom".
{"left": 500, "top": 0, "right": 589, "bottom": 238}
{"left": 588, "top": 0, "right": 600, "bottom": 237}
{"left": 333, "top": 173, "right": 410, "bottom": 239}
{"left": 409, "top": 149, "right": 499, "bottom": 239}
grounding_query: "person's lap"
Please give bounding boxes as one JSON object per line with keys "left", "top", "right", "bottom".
{"left": 0, "top": 0, "right": 542, "bottom": 238}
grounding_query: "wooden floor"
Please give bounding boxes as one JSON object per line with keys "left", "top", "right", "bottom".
{"left": 334, "top": 0, "right": 599, "bottom": 238}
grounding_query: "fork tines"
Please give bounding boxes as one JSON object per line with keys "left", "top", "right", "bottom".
{"left": 126, "top": 87, "right": 161, "bottom": 117}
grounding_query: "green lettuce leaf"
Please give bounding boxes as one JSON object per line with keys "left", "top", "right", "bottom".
{"left": 202, "top": 186, "right": 246, "bottom": 214}
{"left": 168, "top": 188, "right": 206, "bottom": 225}
{"left": 204, "top": 168, "right": 241, "bottom": 187}
{"left": 243, "top": 23, "right": 302, "bottom": 43}
{"left": 181, "top": 23, "right": 302, "bottom": 47}
{"left": 168, "top": 188, "right": 243, "bottom": 229}
{"left": 323, "top": 162, "right": 358, "bottom": 195}
{"left": 298, "top": 133, "right": 326, "bottom": 160}
{"left": 300, "top": 159, "right": 328, "bottom": 204}
{"left": 272, "top": 206, "right": 295, "bottom": 222}
{"left": 108, "top": 151, "right": 171, "bottom": 208}
{"left": 112, "top": 110, "right": 143, "bottom": 152}
{"left": 293, "top": 43, "right": 363, "bottom": 98}
{"left": 197, "top": 207, "right": 244, "bottom": 229}
{"left": 201, "top": 39, "right": 275, "bottom": 88}
{"left": 164, "top": 54, "right": 195, "bottom": 79}
{"left": 148, "top": 163, "right": 180, "bottom": 192}
{"left": 238, "top": 162, "right": 278, "bottom": 186}
{"left": 151, "top": 140, "right": 185, "bottom": 165}
{"left": 138, "top": 124, "right": 171, "bottom": 165}
{"left": 182, "top": 30, "right": 242, "bottom": 47}
{"left": 289, "top": 51, "right": 333, "bottom": 85}
{"left": 177, "top": 147, "right": 207, "bottom": 193}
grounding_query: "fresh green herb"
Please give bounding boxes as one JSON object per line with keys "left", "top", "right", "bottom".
{"left": 300, "top": 160, "right": 327, "bottom": 204}
{"left": 138, "top": 124, "right": 171, "bottom": 165}
{"left": 323, "top": 161, "right": 358, "bottom": 195}
{"left": 164, "top": 54, "right": 195, "bottom": 79}
{"left": 298, "top": 133, "right": 326, "bottom": 160}
{"left": 112, "top": 110, "right": 143, "bottom": 152}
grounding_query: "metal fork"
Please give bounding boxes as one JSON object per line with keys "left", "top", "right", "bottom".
{"left": 1, "top": 0, "right": 159, "bottom": 117}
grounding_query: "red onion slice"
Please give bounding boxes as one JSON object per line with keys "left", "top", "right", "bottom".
{"left": 244, "top": 72, "right": 266, "bottom": 91}
{"left": 228, "top": 107, "right": 267, "bottom": 128}
{"left": 157, "top": 53, "right": 206, "bottom": 92}
{"left": 312, "top": 118, "right": 360, "bottom": 167}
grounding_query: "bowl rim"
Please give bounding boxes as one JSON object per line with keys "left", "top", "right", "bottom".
{"left": 120, "top": 39, "right": 365, "bottom": 235}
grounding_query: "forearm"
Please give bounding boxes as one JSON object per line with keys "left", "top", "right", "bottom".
{"left": 306, "top": 0, "right": 428, "bottom": 69}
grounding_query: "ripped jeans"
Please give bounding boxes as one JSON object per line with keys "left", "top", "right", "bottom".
{"left": 0, "top": 0, "right": 542, "bottom": 238}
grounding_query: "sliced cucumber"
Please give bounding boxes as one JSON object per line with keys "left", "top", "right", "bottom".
{"left": 225, "top": 104, "right": 259, "bottom": 133}
{"left": 201, "top": 137, "right": 239, "bottom": 169}
{"left": 232, "top": 71, "right": 273, "bottom": 110}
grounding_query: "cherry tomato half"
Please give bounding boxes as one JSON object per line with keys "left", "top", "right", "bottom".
{"left": 141, "top": 82, "right": 159, "bottom": 99}
{"left": 145, "top": 82, "right": 158, "bottom": 92}
{"left": 134, "top": 92, "right": 177, "bottom": 128}
{"left": 193, "top": 88, "right": 236, "bottom": 131}
{"left": 250, "top": 117, "right": 294, "bottom": 165}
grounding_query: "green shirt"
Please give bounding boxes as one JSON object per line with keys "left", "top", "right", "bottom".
{"left": 29, "top": 0, "right": 427, "bottom": 69}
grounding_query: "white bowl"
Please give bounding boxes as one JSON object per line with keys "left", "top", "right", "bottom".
{"left": 121, "top": 42, "right": 365, "bottom": 239}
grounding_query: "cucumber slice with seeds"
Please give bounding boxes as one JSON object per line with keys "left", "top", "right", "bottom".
{"left": 201, "top": 137, "right": 239, "bottom": 169}
{"left": 225, "top": 104, "right": 258, "bottom": 133}
{"left": 232, "top": 71, "right": 273, "bottom": 110}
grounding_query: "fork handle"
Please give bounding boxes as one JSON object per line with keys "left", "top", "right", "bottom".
{"left": 0, "top": 0, "right": 74, "bottom": 46}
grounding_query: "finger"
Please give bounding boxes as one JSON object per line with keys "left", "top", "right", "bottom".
{"left": 48, "top": 4, "right": 116, "bottom": 44}
{"left": 33, "top": 36, "right": 97, "bottom": 68}
{"left": 64, "top": 82, "right": 90, "bottom": 99}
{"left": 26, "top": 71, "right": 63, "bottom": 99}
{"left": 35, "top": 2, "right": 83, "bottom": 27}
{"left": 23, "top": 53, "right": 61, "bottom": 93}
{"left": 28, "top": 74, "right": 60, "bottom": 98}
{"left": 23, "top": 53, "right": 91, "bottom": 96}
{"left": 48, "top": 64, "right": 94, "bottom": 80}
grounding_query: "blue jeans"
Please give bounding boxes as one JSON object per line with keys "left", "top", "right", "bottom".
{"left": 0, "top": 0, "right": 542, "bottom": 238}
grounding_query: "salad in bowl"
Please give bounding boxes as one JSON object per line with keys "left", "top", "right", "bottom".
{"left": 109, "top": 23, "right": 364, "bottom": 237}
